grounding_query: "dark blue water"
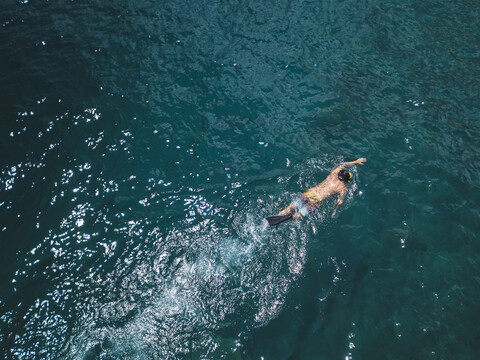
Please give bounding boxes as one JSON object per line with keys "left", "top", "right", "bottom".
{"left": 1, "top": 1, "right": 480, "bottom": 359}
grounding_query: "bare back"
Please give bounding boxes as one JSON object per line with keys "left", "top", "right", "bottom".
{"left": 304, "top": 170, "right": 347, "bottom": 207}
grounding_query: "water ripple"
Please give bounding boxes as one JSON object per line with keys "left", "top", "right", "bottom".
{"left": 2, "top": 0, "right": 480, "bottom": 359}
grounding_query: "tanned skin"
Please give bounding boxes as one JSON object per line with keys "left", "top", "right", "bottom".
{"left": 276, "top": 158, "right": 366, "bottom": 219}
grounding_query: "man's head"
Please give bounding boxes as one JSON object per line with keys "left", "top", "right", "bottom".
{"left": 338, "top": 169, "right": 352, "bottom": 182}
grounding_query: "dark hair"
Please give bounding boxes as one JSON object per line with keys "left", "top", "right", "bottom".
{"left": 338, "top": 169, "right": 352, "bottom": 182}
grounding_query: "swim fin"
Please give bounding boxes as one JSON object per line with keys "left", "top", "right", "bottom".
{"left": 266, "top": 214, "right": 293, "bottom": 226}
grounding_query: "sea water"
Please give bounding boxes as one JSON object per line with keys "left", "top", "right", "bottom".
{"left": 1, "top": 0, "right": 480, "bottom": 359}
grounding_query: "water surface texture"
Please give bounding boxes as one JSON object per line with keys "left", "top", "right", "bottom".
{"left": 1, "top": 0, "right": 480, "bottom": 359}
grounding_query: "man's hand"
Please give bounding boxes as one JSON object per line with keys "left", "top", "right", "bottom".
{"left": 355, "top": 157, "right": 366, "bottom": 165}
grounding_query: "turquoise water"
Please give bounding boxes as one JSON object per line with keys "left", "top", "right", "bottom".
{"left": 1, "top": 0, "right": 480, "bottom": 359}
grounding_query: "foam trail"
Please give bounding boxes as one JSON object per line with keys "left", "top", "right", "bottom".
{"left": 239, "top": 213, "right": 271, "bottom": 247}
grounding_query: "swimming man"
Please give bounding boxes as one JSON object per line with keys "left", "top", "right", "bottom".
{"left": 266, "top": 158, "right": 366, "bottom": 226}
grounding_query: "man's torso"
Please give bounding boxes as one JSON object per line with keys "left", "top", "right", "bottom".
{"left": 303, "top": 175, "right": 345, "bottom": 207}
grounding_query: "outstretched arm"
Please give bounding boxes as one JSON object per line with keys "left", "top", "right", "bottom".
{"left": 332, "top": 157, "right": 366, "bottom": 173}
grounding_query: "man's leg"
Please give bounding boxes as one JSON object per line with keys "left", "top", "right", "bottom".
{"left": 266, "top": 202, "right": 301, "bottom": 226}
{"left": 291, "top": 212, "right": 303, "bottom": 219}
{"left": 277, "top": 202, "right": 296, "bottom": 216}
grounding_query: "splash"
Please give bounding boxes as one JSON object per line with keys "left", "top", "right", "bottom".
{"left": 53, "top": 206, "right": 310, "bottom": 359}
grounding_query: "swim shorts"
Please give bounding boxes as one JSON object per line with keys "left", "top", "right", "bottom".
{"left": 293, "top": 193, "right": 316, "bottom": 217}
